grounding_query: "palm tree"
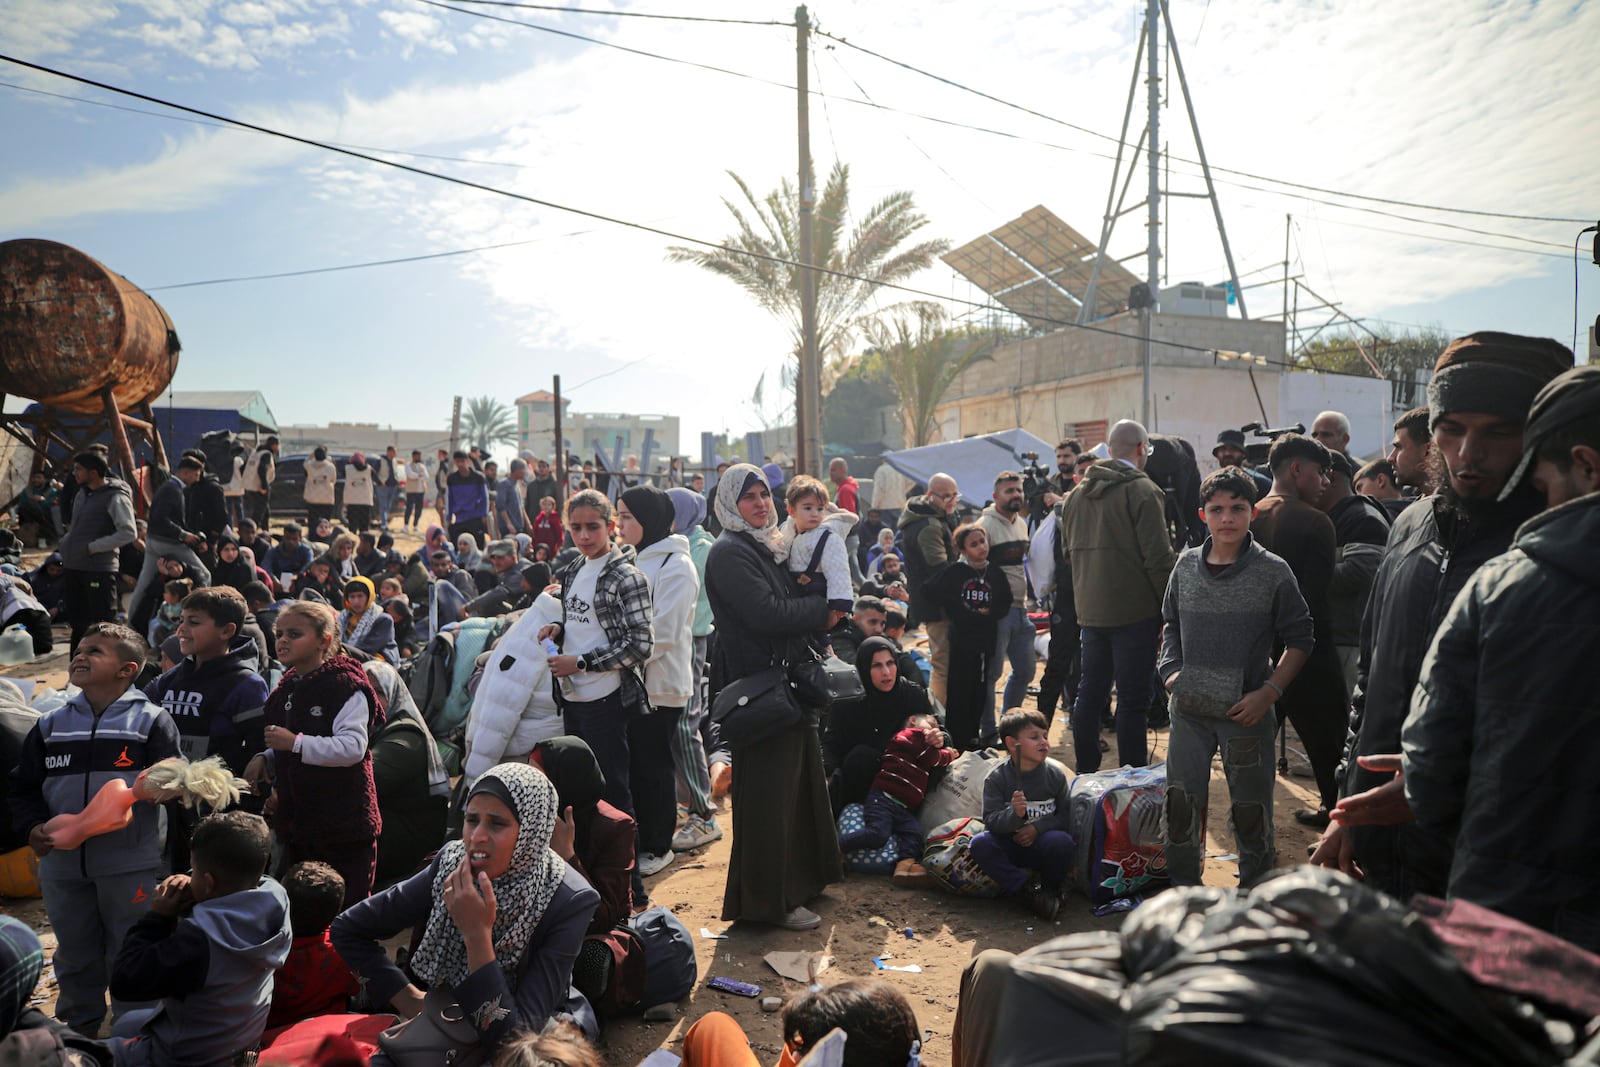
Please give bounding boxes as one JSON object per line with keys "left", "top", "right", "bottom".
{"left": 666, "top": 161, "right": 950, "bottom": 385}
{"left": 462, "top": 396, "right": 517, "bottom": 454}
{"left": 866, "top": 304, "right": 995, "bottom": 448}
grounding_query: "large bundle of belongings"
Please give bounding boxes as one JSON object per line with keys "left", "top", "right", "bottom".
{"left": 982, "top": 866, "right": 1600, "bottom": 1067}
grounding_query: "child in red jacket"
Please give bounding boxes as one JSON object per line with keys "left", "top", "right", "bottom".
{"left": 265, "top": 861, "right": 359, "bottom": 1030}
{"left": 836, "top": 713, "right": 956, "bottom": 886}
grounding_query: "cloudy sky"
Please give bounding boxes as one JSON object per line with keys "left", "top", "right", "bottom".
{"left": 3, "top": 0, "right": 1595, "bottom": 461}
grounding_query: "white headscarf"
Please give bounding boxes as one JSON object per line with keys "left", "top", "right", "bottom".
{"left": 713, "top": 463, "right": 779, "bottom": 550}
{"left": 409, "top": 763, "right": 566, "bottom": 989}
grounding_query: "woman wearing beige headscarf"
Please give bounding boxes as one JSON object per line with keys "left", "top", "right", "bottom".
{"left": 704, "top": 464, "right": 842, "bottom": 930}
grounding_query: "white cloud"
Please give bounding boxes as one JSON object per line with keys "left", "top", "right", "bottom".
{"left": 376, "top": 10, "right": 457, "bottom": 56}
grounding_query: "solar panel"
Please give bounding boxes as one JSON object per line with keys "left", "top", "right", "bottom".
{"left": 942, "top": 206, "right": 1142, "bottom": 329}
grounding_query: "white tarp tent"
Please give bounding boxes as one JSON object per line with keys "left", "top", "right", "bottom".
{"left": 881, "top": 429, "right": 1054, "bottom": 508}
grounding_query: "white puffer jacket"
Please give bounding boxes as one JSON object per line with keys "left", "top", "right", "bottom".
{"left": 635, "top": 534, "right": 699, "bottom": 708}
{"left": 462, "top": 592, "right": 564, "bottom": 782}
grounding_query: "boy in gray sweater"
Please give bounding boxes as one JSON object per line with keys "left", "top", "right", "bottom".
{"left": 970, "top": 709, "right": 1076, "bottom": 919}
{"left": 1159, "top": 467, "right": 1313, "bottom": 887}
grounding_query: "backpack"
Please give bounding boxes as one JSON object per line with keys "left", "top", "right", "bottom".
{"left": 629, "top": 906, "right": 697, "bottom": 1008}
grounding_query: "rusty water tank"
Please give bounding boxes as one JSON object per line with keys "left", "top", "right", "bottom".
{"left": 0, "top": 238, "right": 180, "bottom": 415}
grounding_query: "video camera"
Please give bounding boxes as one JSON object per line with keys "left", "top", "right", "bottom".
{"left": 1018, "top": 450, "right": 1051, "bottom": 506}
{"left": 1239, "top": 421, "right": 1306, "bottom": 468}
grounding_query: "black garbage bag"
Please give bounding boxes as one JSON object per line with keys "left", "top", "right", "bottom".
{"left": 1122, "top": 867, "right": 1565, "bottom": 1066}
{"left": 992, "top": 932, "right": 1126, "bottom": 1067}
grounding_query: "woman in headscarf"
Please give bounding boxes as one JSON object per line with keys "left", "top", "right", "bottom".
{"left": 704, "top": 464, "right": 842, "bottom": 931}
{"left": 331, "top": 762, "right": 603, "bottom": 1051}
{"left": 665, "top": 486, "right": 722, "bottom": 850}
{"left": 211, "top": 532, "right": 256, "bottom": 591}
{"left": 411, "top": 524, "right": 455, "bottom": 567}
{"left": 531, "top": 737, "right": 645, "bottom": 1019}
{"left": 455, "top": 533, "right": 484, "bottom": 574}
{"left": 0, "top": 915, "right": 109, "bottom": 1058}
{"left": 365, "top": 661, "right": 450, "bottom": 888}
{"left": 616, "top": 485, "right": 698, "bottom": 884}
{"left": 865, "top": 527, "right": 902, "bottom": 580}
{"left": 338, "top": 575, "right": 398, "bottom": 663}
{"left": 822, "top": 637, "right": 935, "bottom": 812}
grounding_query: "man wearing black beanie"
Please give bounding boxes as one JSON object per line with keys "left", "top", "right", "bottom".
{"left": 1311, "top": 331, "right": 1573, "bottom": 898}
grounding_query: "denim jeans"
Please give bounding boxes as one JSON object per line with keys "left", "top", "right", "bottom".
{"left": 1071, "top": 615, "right": 1161, "bottom": 772}
{"left": 1164, "top": 707, "right": 1276, "bottom": 887}
{"left": 986, "top": 605, "right": 1038, "bottom": 737}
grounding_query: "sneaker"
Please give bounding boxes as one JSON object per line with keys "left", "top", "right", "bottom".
{"left": 892, "top": 859, "right": 934, "bottom": 888}
{"left": 710, "top": 762, "right": 732, "bottom": 800}
{"left": 778, "top": 906, "right": 821, "bottom": 931}
{"left": 639, "top": 850, "right": 675, "bottom": 876}
{"left": 672, "top": 814, "right": 723, "bottom": 852}
{"left": 1025, "top": 878, "right": 1061, "bottom": 922}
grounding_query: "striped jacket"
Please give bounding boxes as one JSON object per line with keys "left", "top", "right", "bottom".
{"left": 10, "top": 688, "right": 182, "bottom": 879}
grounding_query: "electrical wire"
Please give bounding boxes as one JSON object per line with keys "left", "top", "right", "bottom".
{"left": 434, "top": 0, "right": 788, "bottom": 25}
{"left": 0, "top": 50, "right": 1333, "bottom": 368}
{"left": 0, "top": 79, "right": 531, "bottom": 169}
{"left": 418, "top": 0, "right": 1577, "bottom": 256}
{"left": 1576, "top": 227, "right": 1596, "bottom": 355}
{"left": 809, "top": 28, "right": 1590, "bottom": 226}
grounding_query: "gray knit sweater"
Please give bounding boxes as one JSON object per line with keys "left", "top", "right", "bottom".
{"left": 1158, "top": 534, "right": 1314, "bottom": 719}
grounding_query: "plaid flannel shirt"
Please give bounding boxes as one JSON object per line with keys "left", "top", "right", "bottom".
{"left": 556, "top": 546, "right": 654, "bottom": 674}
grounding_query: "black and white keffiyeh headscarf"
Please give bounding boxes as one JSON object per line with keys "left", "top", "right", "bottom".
{"left": 409, "top": 762, "right": 566, "bottom": 989}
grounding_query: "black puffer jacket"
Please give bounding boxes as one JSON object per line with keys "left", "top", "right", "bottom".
{"left": 1341, "top": 487, "right": 1542, "bottom": 896}
{"left": 1401, "top": 491, "right": 1600, "bottom": 951}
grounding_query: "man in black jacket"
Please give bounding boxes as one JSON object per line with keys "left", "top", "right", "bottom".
{"left": 1312, "top": 332, "right": 1573, "bottom": 898}
{"left": 181, "top": 449, "right": 228, "bottom": 551}
{"left": 130, "top": 457, "right": 213, "bottom": 630}
{"left": 1335, "top": 364, "right": 1599, "bottom": 949}
{"left": 56, "top": 451, "right": 138, "bottom": 652}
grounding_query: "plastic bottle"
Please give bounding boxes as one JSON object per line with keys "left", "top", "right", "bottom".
{"left": 0, "top": 625, "right": 34, "bottom": 666}
{"left": 542, "top": 638, "right": 576, "bottom": 698}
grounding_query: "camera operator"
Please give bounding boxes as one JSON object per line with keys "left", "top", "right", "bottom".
{"left": 1212, "top": 429, "right": 1272, "bottom": 498}
{"left": 1025, "top": 439, "right": 1082, "bottom": 519}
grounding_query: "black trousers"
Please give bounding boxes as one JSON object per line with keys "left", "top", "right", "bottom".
{"left": 945, "top": 628, "right": 994, "bottom": 750}
{"left": 1035, "top": 609, "right": 1081, "bottom": 728}
{"left": 448, "top": 518, "right": 487, "bottom": 549}
{"left": 245, "top": 490, "right": 270, "bottom": 529}
{"left": 1277, "top": 645, "right": 1349, "bottom": 810}
{"left": 64, "top": 569, "right": 118, "bottom": 653}
{"left": 629, "top": 706, "right": 682, "bottom": 856}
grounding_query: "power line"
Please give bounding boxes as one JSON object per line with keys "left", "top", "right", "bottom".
{"left": 419, "top": 0, "right": 1575, "bottom": 255}
{"left": 810, "top": 28, "right": 1589, "bottom": 226}
{"left": 0, "top": 51, "right": 1324, "bottom": 367}
{"left": 0, "top": 79, "right": 531, "bottom": 169}
{"left": 438, "top": 0, "right": 788, "bottom": 25}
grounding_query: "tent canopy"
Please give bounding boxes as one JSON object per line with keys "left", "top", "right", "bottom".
{"left": 881, "top": 428, "right": 1054, "bottom": 507}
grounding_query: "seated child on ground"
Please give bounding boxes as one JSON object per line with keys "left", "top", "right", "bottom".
{"left": 148, "top": 578, "right": 192, "bottom": 648}
{"left": 970, "top": 708, "right": 1075, "bottom": 920}
{"left": 9, "top": 622, "right": 183, "bottom": 1037}
{"left": 775, "top": 475, "right": 857, "bottom": 642}
{"left": 109, "top": 810, "right": 292, "bottom": 1066}
{"left": 836, "top": 713, "right": 956, "bottom": 886}
{"left": 266, "top": 861, "right": 361, "bottom": 1030}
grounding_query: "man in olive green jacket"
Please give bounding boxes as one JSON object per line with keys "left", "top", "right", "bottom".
{"left": 1060, "top": 419, "right": 1176, "bottom": 771}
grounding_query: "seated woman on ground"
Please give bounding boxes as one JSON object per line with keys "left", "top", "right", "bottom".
{"left": 531, "top": 736, "right": 646, "bottom": 1019}
{"left": 331, "top": 762, "right": 602, "bottom": 1053}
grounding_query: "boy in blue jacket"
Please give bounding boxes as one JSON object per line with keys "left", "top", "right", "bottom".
{"left": 9, "top": 622, "right": 183, "bottom": 1035}
{"left": 109, "top": 810, "right": 292, "bottom": 1066}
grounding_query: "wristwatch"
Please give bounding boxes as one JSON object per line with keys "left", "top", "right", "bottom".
{"left": 575, "top": 654, "right": 590, "bottom": 672}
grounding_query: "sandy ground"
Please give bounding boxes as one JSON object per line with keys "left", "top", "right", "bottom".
{"left": 0, "top": 521, "right": 1326, "bottom": 1065}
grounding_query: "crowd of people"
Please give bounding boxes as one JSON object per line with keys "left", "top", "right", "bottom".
{"left": 1, "top": 328, "right": 1598, "bottom": 1066}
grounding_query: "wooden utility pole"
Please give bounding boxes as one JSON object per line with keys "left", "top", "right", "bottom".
{"left": 795, "top": 4, "right": 821, "bottom": 477}
{"left": 449, "top": 395, "right": 462, "bottom": 456}
{"left": 553, "top": 374, "right": 566, "bottom": 507}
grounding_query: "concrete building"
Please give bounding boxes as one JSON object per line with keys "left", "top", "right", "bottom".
{"left": 515, "top": 390, "right": 681, "bottom": 464}
{"left": 276, "top": 422, "right": 452, "bottom": 459}
{"left": 935, "top": 309, "right": 1400, "bottom": 464}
